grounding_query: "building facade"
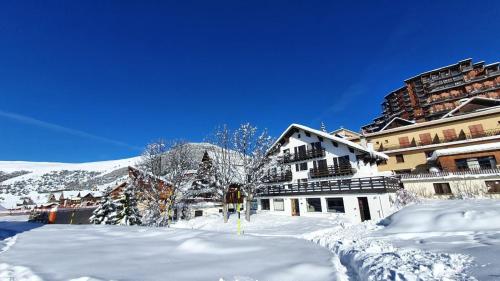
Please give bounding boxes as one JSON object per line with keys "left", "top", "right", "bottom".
{"left": 363, "top": 58, "right": 500, "bottom": 133}
{"left": 361, "top": 98, "right": 500, "bottom": 174}
{"left": 256, "top": 124, "right": 399, "bottom": 222}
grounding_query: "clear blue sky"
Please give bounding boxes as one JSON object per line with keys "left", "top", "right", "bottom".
{"left": 1, "top": 1, "right": 499, "bottom": 162}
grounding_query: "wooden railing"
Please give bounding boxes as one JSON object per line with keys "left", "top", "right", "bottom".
{"left": 280, "top": 148, "right": 326, "bottom": 163}
{"left": 262, "top": 171, "right": 293, "bottom": 183}
{"left": 377, "top": 128, "right": 500, "bottom": 152}
{"left": 257, "top": 176, "right": 400, "bottom": 196}
{"left": 309, "top": 165, "right": 354, "bottom": 178}
{"left": 399, "top": 167, "right": 500, "bottom": 179}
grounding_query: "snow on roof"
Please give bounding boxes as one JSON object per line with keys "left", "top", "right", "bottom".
{"left": 380, "top": 117, "right": 415, "bottom": 131}
{"left": 441, "top": 97, "right": 500, "bottom": 119}
{"left": 270, "top": 123, "right": 388, "bottom": 160}
{"left": 429, "top": 142, "right": 500, "bottom": 161}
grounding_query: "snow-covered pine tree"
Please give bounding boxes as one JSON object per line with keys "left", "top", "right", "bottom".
{"left": 89, "top": 191, "right": 119, "bottom": 225}
{"left": 188, "top": 151, "right": 217, "bottom": 199}
{"left": 116, "top": 181, "right": 142, "bottom": 226}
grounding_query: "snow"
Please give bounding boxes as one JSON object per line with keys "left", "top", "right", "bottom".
{"left": 0, "top": 156, "right": 141, "bottom": 184}
{"left": 429, "top": 142, "right": 500, "bottom": 161}
{"left": 0, "top": 215, "right": 338, "bottom": 281}
{"left": 376, "top": 200, "right": 500, "bottom": 280}
{"left": 2, "top": 200, "right": 500, "bottom": 280}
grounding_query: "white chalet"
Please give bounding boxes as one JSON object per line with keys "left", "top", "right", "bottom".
{"left": 256, "top": 124, "right": 400, "bottom": 222}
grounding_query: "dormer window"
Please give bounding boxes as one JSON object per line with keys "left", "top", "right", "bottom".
{"left": 332, "top": 141, "right": 338, "bottom": 147}
{"left": 349, "top": 148, "right": 354, "bottom": 153}
{"left": 317, "top": 136, "right": 323, "bottom": 142}
{"left": 305, "top": 132, "right": 311, "bottom": 137}
{"left": 297, "top": 134, "right": 301, "bottom": 138}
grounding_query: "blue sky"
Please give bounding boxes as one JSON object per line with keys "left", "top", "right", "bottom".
{"left": 1, "top": 1, "right": 499, "bottom": 162}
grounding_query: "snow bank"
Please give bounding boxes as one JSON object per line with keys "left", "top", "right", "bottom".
{"left": 379, "top": 199, "right": 500, "bottom": 233}
{"left": 303, "top": 222, "right": 473, "bottom": 281}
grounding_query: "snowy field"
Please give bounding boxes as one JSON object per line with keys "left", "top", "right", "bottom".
{"left": 0, "top": 216, "right": 338, "bottom": 281}
{"left": 1, "top": 199, "right": 500, "bottom": 280}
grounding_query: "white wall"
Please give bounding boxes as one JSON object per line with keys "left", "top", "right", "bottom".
{"left": 275, "top": 129, "right": 380, "bottom": 183}
{"left": 257, "top": 193, "right": 395, "bottom": 223}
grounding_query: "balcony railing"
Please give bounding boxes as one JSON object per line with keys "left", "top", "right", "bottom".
{"left": 309, "top": 165, "right": 354, "bottom": 179}
{"left": 281, "top": 148, "right": 325, "bottom": 163}
{"left": 257, "top": 176, "right": 400, "bottom": 196}
{"left": 262, "top": 171, "right": 292, "bottom": 183}
{"left": 400, "top": 167, "right": 500, "bottom": 179}
{"left": 376, "top": 128, "right": 500, "bottom": 152}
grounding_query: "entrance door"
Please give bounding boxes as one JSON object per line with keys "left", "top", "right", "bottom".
{"left": 357, "top": 197, "right": 371, "bottom": 222}
{"left": 291, "top": 199, "right": 300, "bottom": 216}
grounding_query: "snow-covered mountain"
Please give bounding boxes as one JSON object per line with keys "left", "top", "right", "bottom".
{"left": 0, "top": 143, "right": 217, "bottom": 208}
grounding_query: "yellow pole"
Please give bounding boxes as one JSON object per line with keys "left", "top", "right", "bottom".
{"left": 237, "top": 190, "right": 241, "bottom": 235}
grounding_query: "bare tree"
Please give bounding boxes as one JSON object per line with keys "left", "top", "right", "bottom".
{"left": 208, "top": 125, "right": 240, "bottom": 223}
{"left": 139, "top": 139, "right": 196, "bottom": 226}
{"left": 233, "top": 123, "right": 274, "bottom": 222}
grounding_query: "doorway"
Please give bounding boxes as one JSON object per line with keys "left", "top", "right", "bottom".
{"left": 291, "top": 199, "right": 300, "bottom": 216}
{"left": 357, "top": 197, "right": 371, "bottom": 222}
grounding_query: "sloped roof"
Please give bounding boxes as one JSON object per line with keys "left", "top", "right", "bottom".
{"left": 441, "top": 97, "right": 500, "bottom": 119}
{"left": 429, "top": 142, "right": 500, "bottom": 161}
{"left": 270, "top": 123, "right": 388, "bottom": 160}
{"left": 380, "top": 117, "right": 415, "bottom": 131}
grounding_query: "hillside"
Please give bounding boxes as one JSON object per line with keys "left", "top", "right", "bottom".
{"left": 0, "top": 143, "right": 217, "bottom": 209}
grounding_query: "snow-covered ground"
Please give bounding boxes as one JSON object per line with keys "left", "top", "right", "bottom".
{"left": 1, "top": 200, "right": 500, "bottom": 280}
{"left": 0, "top": 216, "right": 338, "bottom": 281}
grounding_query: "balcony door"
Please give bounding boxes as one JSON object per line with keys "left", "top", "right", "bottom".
{"left": 295, "top": 145, "right": 306, "bottom": 158}
{"left": 313, "top": 159, "right": 328, "bottom": 171}
{"left": 357, "top": 197, "right": 371, "bottom": 222}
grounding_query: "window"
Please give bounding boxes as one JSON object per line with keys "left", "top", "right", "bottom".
{"left": 297, "top": 133, "right": 301, "bottom": 138}
{"left": 313, "top": 159, "right": 328, "bottom": 170}
{"left": 305, "top": 132, "right": 311, "bottom": 137}
{"left": 333, "top": 155, "right": 351, "bottom": 169}
{"left": 478, "top": 156, "right": 496, "bottom": 169}
{"left": 398, "top": 136, "right": 410, "bottom": 148}
{"left": 395, "top": 154, "right": 405, "bottom": 163}
{"left": 306, "top": 198, "right": 322, "bottom": 212}
{"left": 295, "top": 162, "right": 308, "bottom": 171}
{"left": 273, "top": 199, "right": 284, "bottom": 211}
{"left": 419, "top": 133, "right": 432, "bottom": 145}
{"left": 261, "top": 199, "right": 270, "bottom": 210}
{"left": 311, "top": 142, "right": 322, "bottom": 151}
{"left": 394, "top": 169, "right": 411, "bottom": 174}
{"left": 486, "top": 180, "right": 500, "bottom": 193}
{"left": 283, "top": 149, "right": 290, "bottom": 155}
{"left": 442, "top": 129, "right": 457, "bottom": 141}
{"left": 294, "top": 145, "right": 306, "bottom": 157}
{"left": 332, "top": 141, "right": 338, "bottom": 147}
{"left": 317, "top": 136, "right": 323, "bottom": 142}
{"left": 379, "top": 159, "right": 387, "bottom": 165}
{"left": 469, "top": 124, "right": 485, "bottom": 138}
{"left": 326, "top": 198, "right": 345, "bottom": 213}
{"left": 433, "top": 183, "right": 452, "bottom": 195}
{"left": 194, "top": 210, "right": 203, "bottom": 217}
{"left": 455, "top": 159, "right": 468, "bottom": 170}
{"left": 349, "top": 148, "right": 354, "bottom": 153}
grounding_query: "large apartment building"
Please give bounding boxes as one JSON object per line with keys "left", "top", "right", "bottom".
{"left": 354, "top": 97, "right": 500, "bottom": 198}
{"left": 256, "top": 124, "right": 399, "bottom": 222}
{"left": 363, "top": 58, "right": 500, "bottom": 133}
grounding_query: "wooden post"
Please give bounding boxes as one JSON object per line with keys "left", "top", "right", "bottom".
{"left": 237, "top": 190, "right": 241, "bottom": 235}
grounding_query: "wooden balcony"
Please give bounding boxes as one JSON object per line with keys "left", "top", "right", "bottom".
{"left": 262, "top": 171, "right": 292, "bottom": 183}
{"left": 257, "top": 176, "right": 400, "bottom": 196}
{"left": 377, "top": 128, "right": 500, "bottom": 152}
{"left": 281, "top": 148, "right": 325, "bottom": 164}
{"left": 309, "top": 165, "right": 354, "bottom": 179}
{"left": 399, "top": 167, "right": 500, "bottom": 180}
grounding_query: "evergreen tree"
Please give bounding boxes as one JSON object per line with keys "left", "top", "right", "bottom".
{"left": 89, "top": 191, "right": 118, "bottom": 225}
{"left": 188, "top": 151, "right": 218, "bottom": 199}
{"left": 116, "top": 182, "right": 142, "bottom": 226}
